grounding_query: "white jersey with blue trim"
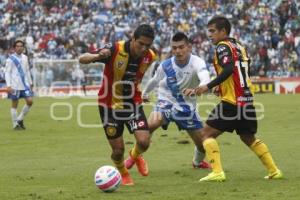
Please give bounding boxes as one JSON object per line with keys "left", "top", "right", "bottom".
{"left": 143, "top": 54, "right": 210, "bottom": 111}
{"left": 5, "top": 53, "right": 32, "bottom": 90}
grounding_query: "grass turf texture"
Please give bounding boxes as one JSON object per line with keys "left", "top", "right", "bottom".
{"left": 0, "top": 94, "right": 299, "bottom": 200}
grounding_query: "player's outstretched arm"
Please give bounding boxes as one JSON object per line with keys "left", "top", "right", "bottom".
{"left": 182, "top": 88, "right": 195, "bottom": 96}
{"left": 79, "top": 49, "right": 111, "bottom": 64}
{"left": 142, "top": 77, "right": 159, "bottom": 103}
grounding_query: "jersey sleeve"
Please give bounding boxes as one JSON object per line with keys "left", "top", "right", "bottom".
{"left": 4, "top": 59, "right": 12, "bottom": 87}
{"left": 94, "top": 43, "right": 115, "bottom": 64}
{"left": 216, "top": 44, "right": 234, "bottom": 68}
{"left": 207, "top": 44, "right": 235, "bottom": 89}
{"left": 195, "top": 57, "right": 210, "bottom": 86}
{"left": 25, "top": 56, "right": 33, "bottom": 85}
{"left": 142, "top": 64, "right": 164, "bottom": 95}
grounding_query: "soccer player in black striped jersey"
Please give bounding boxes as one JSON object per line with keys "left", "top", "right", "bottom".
{"left": 184, "top": 16, "right": 282, "bottom": 182}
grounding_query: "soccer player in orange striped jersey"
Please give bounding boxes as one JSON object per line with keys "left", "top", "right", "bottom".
{"left": 183, "top": 16, "right": 282, "bottom": 182}
{"left": 79, "top": 24, "right": 157, "bottom": 185}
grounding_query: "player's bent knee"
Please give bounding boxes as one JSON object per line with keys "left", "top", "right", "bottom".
{"left": 111, "top": 148, "right": 125, "bottom": 161}
{"left": 136, "top": 140, "right": 150, "bottom": 151}
{"left": 239, "top": 134, "right": 256, "bottom": 146}
{"left": 27, "top": 101, "right": 33, "bottom": 106}
{"left": 26, "top": 98, "right": 33, "bottom": 106}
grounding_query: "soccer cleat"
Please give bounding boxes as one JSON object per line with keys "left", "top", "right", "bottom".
{"left": 125, "top": 151, "right": 149, "bottom": 176}
{"left": 199, "top": 171, "right": 226, "bottom": 182}
{"left": 264, "top": 170, "right": 283, "bottom": 180}
{"left": 17, "top": 120, "right": 26, "bottom": 130}
{"left": 125, "top": 156, "right": 135, "bottom": 170}
{"left": 121, "top": 172, "right": 134, "bottom": 186}
{"left": 193, "top": 161, "right": 211, "bottom": 169}
{"left": 135, "top": 155, "right": 149, "bottom": 176}
{"left": 13, "top": 124, "right": 22, "bottom": 130}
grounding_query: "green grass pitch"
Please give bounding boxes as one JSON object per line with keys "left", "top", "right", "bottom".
{"left": 0, "top": 94, "right": 299, "bottom": 200}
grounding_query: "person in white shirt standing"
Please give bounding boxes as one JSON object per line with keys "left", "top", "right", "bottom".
{"left": 5, "top": 39, "right": 33, "bottom": 130}
{"left": 125, "top": 32, "right": 211, "bottom": 170}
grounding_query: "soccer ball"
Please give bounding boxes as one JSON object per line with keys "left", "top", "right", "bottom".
{"left": 94, "top": 165, "right": 122, "bottom": 192}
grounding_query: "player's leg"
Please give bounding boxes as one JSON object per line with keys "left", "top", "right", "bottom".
{"left": 108, "top": 136, "right": 134, "bottom": 185}
{"left": 17, "top": 96, "right": 33, "bottom": 129}
{"left": 11, "top": 99, "right": 20, "bottom": 129}
{"left": 181, "top": 110, "right": 210, "bottom": 169}
{"left": 148, "top": 111, "right": 165, "bottom": 134}
{"left": 98, "top": 105, "right": 133, "bottom": 185}
{"left": 124, "top": 105, "right": 151, "bottom": 176}
{"left": 199, "top": 102, "right": 234, "bottom": 182}
{"left": 126, "top": 129, "right": 150, "bottom": 176}
{"left": 125, "top": 109, "right": 168, "bottom": 172}
{"left": 198, "top": 125, "right": 225, "bottom": 182}
{"left": 240, "top": 134, "right": 282, "bottom": 179}
{"left": 187, "top": 129, "right": 210, "bottom": 169}
{"left": 238, "top": 105, "right": 282, "bottom": 179}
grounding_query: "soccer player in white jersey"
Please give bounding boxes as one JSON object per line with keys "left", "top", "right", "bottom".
{"left": 125, "top": 32, "right": 211, "bottom": 171}
{"left": 5, "top": 39, "right": 33, "bottom": 130}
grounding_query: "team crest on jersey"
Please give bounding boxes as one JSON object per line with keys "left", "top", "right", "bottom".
{"left": 106, "top": 126, "right": 117, "bottom": 136}
{"left": 217, "top": 46, "right": 226, "bottom": 53}
{"left": 117, "top": 61, "right": 124, "bottom": 68}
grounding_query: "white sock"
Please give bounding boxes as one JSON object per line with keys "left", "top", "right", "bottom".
{"left": 192, "top": 146, "right": 205, "bottom": 165}
{"left": 17, "top": 105, "right": 31, "bottom": 121}
{"left": 11, "top": 108, "right": 18, "bottom": 127}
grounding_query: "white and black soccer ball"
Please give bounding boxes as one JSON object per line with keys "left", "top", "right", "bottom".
{"left": 94, "top": 165, "right": 122, "bottom": 192}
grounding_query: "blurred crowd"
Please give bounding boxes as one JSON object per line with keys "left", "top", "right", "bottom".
{"left": 0, "top": 0, "right": 299, "bottom": 78}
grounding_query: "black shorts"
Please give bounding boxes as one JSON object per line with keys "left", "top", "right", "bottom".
{"left": 98, "top": 105, "right": 149, "bottom": 139}
{"left": 206, "top": 101, "right": 257, "bottom": 135}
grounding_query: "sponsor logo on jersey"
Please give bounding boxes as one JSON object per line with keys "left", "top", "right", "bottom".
{"left": 142, "top": 57, "right": 150, "bottom": 64}
{"left": 137, "top": 120, "right": 145, "bottom": 127}
{"left": 117, "top": 61, "right": 124, "bottom": 68}
{"left": 222, "top": 56, "right": 230, "bottom": 64}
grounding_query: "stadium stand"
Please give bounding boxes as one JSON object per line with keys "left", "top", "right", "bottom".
{"left": 0, "top": 0, "right": 299, "bottom": 78}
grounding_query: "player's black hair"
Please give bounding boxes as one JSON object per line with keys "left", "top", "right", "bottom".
{"left": 13, "top": 39, "right": 25, "bottom": 48}
{"left": 133, "top": 24, "right": 155, "bottom": 40}
{"left": 208, "top": 16, "right": 231, "bottom": 35}
{"left": 172, "top": 32, "right": 189, "bottom": 44}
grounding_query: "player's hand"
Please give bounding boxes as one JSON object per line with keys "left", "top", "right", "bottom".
{"left": 212, "top": 86, "right": 220, "bottom": 96}
{"left": 182, "top": 88, "right": 195, "bottom": 97}
{"left": 6, "top": 86, "right": 12, "bottom": 94}
{"left": 98, "top": 49, "right": 111, "bottom": 59}
{"left": 142, "top": 94, "right": 150, "bottom": 103}
{"left": 194, "top": 85, "right": 209, "bottom": 96}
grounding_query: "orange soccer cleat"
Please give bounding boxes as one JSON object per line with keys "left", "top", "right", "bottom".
{"left": 121, "top": 171, "right": 134, "bottom": 186}
{"left": 125, "top": 152, "right": 149, "bottom": 176}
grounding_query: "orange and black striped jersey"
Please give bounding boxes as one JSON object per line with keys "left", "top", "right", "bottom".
{"left": 213, "top": 38, "right": 254, "bottom": 106}
{"left": 97, "top": 40, "right": 157, "bottom": 109}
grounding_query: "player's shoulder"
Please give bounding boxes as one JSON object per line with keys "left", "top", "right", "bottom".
{"left": 190, "top": 54, "right": 206, "bottom": 67}
{"left": 148, "top": 48, "right": 157, "bottom": 57}
{"left": 216, "top": 42, "right": 231, "bottom": 54}
{"left": 22, "top": 54, "right": 29, "bottom": 59}
{"left": 161, "top": 57, "right": 173, "bottom": 67}
{"left": 190, "top": 54, "right": 205, "bottom": 62}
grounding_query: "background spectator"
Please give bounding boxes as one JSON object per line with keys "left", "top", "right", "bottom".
{"left": 0, "top": 0, "right": 299, "bottom": 78}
